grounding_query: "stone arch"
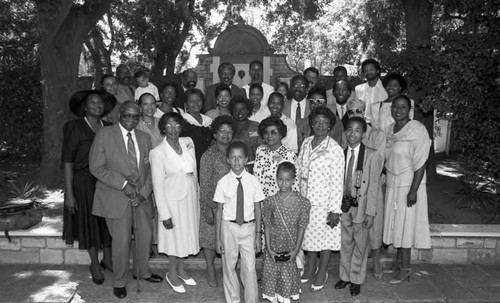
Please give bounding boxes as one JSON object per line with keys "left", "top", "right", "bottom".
{"left": 211, "top": 22, "right": 275, "bottom": 56}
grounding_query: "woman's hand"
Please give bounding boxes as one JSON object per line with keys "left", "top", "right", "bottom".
{"left": 267, "top": 248, "right": 278, "bottom": 263}
{"left": 64, "top": 193, "right": 78, "bottom": 215}
{"left": 326, "top": 212, "right": 340, "bottom": 228}
{"left": 205, "top": 209, "right": 215, "bottom": 226}
{"left": 407, "top": 191, "right": 417, "bottom": 207}
{"left": 286, "top": 250, "right": 298, "bottom": 261}
{"left": 162, "top": 218, "right": 174, "bottom": 229}
{"left": 216, "top": 239, "right": 224, "bottom": 254}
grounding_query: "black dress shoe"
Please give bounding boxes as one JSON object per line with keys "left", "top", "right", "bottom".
{"left": 334, "top": 279, "right": 350, "bottom": 289}
{"left": 113, "top": 287, "right": 127, "bottom": 299}
{"left": 350, "top": 283, "right": 361, "bottom": 296}
{"left": 89, "top": 265, "right": 104, "bottom": 285}
{"left": 133, "top": 273, "right": 164, "bottom": 283}
{"left": 100, "top": 261, "right": 113, "bottom": 273}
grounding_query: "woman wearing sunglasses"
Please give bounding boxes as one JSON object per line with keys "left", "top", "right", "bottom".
{"left": 308, "top": 86, "right": 345, "bottom": 148}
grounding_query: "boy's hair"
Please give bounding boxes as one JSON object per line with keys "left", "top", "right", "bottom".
{"left": 134, "top": 70, "right": 148, "bottom": 79}
{"left": 347, "top": 116, "right": 368, "bottom": 132}
{"left": 226, "top": 141, "right": 248, "bottom": 158}
{"left": 277, "top": 161, "right": 296, "bottom": 178}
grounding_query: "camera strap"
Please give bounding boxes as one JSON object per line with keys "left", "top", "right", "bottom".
{"left": 344, "top": 143, "right": 365, "bottom": 195}
{"left": 273, "top": 195, "right": 296, "bottom": 246}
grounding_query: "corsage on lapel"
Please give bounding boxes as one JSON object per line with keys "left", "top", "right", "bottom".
{"left": 272, "top": 154, "right": 283, "bottom": 163}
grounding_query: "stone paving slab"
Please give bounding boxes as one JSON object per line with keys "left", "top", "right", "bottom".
{"left": 1, "top": 263, "right": 500, "bottom": 303}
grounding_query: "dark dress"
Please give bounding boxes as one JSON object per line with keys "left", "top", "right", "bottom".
{"left": 199, "top": 145, "right": 231, "bottom": 250}
{"left": 181, "top": 119, "right": 213, "bottom": 176}
{"left": 232, "top": 120, "right": 261, "bottom": 162}
{"left": 61, "top": 119, "right": 111, "bottom": 249}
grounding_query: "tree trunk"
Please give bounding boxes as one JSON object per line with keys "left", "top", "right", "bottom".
{"left": 165, "top": 52, "right": 177, "bottom": 81}
{"left": 37, "top": 1, "right": 112, "bottom": 187}
{"left": 402, "top": 0, "right": 436, "bottom": 178}
{"left": 151, "top": 52, "right": 166, "bottom": 84}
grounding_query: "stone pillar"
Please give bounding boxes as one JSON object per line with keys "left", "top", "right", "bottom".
{"left": 263, "top": 56, "right": 273, "bottom": 85}
{"left": 210, "top": 56, "right": 221, "bottom": 85}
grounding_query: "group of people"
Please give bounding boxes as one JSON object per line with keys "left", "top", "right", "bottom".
{"left": 62, "top": 58, "right": 432, "bottom": 302}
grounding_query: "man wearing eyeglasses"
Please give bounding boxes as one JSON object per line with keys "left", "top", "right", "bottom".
{"left": 90, "top": 101, "right": 162, "bottom": 299}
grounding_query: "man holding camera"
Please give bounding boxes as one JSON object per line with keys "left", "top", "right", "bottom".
{"left": 335, "top": 117, "right": 383, "bottom": 296}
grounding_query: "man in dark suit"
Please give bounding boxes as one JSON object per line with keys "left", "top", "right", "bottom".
{"left": 173, "top": 68, "right": 197, "bottom": 110}
{"left": 333, "top": 80, "right": 352, "bottom": 129}
{"left": 204, "top": 62, "right": 245, "bottom": 113}
{"left": 283, "top": 74, "right": 311, "bottom": 149}
{"left": 90, "top": 101, "right": 163, "bottom": 299}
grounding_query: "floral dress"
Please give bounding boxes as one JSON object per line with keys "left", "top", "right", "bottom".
{"left": 297, "top": 136, "right": 344, "bottom": 251}
{"left": 261, "top": 192, "right": 310, "bottom": 302}
{"left": 199, "top": 144, "right": 231, "bottom": 250}
{"left": 254, "top": 144, "right": 298, "bottom": 198}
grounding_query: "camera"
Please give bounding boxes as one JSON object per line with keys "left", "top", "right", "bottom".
{"left": 341, "top": 195, "right": 358, "bottom": 212}
{"left": 274, "top": 252, "right": 291, "bottom": 262}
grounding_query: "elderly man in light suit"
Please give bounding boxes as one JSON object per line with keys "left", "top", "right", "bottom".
{"left": 335, "top": 117, "right": 383, "bottom": 296}
{"left": 90, "top": 101, "right": 163, "bottom": 299}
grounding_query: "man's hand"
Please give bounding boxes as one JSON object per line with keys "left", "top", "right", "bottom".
{"left": 123, "top": 182, "right": 137, "bottom": 198}
{"left": 162, "top": 218, "right": 174, "bottom": 230}
{"left": 254, "top": 234, "right": 262, "bottom": 253}
{"left": 129, "top": 194, "right": 145, "bottom": 207}
{"left": 64, "top": 193, "right": 78, "bottom": 215}
{"left": 363, "top": 215, "right": 374, "bottom": 229}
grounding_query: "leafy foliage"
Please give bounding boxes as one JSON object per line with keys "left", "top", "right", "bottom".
{"left": 8, "top": 177, "right": 40, "bottom": 200}
{"left": 0, "top": 1, "right": 42, "bottom": 157}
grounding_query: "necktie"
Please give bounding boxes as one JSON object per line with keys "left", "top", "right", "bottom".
{"left": 235, "top": 177, "right": 244, "bottom": 225}
{"left": 295, "top": 101, "right": 302, "bottom": 123}
{"left": 127, "top": 132, "right": 139, "bottom": 182}
{"left": 340, "top": 106, "right": 345, "bottom": 118}
{"left": 345, "top": 149, "right": 355, "bottom": 196}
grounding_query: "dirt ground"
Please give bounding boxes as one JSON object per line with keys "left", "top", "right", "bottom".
{"left": 1, "top": 152, "right": 498, "bottom": 225}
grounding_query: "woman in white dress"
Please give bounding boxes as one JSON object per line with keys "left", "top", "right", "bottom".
{"left": 150, "top": 112, "right": 200, "bottom": 294}
{"left": 297, "top": 107, "right": 344, "bottom": 291}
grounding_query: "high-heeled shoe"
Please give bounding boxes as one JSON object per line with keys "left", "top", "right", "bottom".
{"left": 301, "top": 267, "right": 318, "bottom": 284}
{"left": 373, "top": 267, "right": 383, "bottom": 280}
{"left": 383, "top": 260, "right": 400, "bottom": 274}
{"left": 89, "top": 264, "right": 104, "bottom": 285}
{"left": 389, "top": 268, "right": 411, "bottom": 284}
{"left": 311, "top": 273, "right": 328, "bottom": 292}
{"left": 165, "top": 272, "right": 186, "bottom": 293}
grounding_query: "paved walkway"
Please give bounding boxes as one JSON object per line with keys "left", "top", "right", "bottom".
{"left": 1, "top": 262, "right": 500, "bottom": 303}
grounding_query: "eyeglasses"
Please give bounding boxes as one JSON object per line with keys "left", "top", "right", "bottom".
{"left": 264, "top": 129, "right": 280, "bottom": 136}
{"left": 166, "top": 124, "right": 182, "bottom": 130}
{"left": 121, "top": 113, "right": 140, "bottom": 120}
{"left": 218, "top": 129, "right": 233, "bottom": 135}
{"left": 293, "top": 84, "right": 306, "bottom": 89}
{"left": 309, "top": 98, "right": 327, "bottom": 105}
{"left": 347, "top": 109, "right": 363, "bottom": 115}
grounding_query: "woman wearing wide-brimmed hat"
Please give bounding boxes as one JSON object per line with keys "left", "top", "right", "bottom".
{"left": 62, "top": 90, "right": 116, "bottom": 285}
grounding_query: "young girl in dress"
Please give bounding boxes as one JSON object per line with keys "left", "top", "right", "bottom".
{"left": 262, "top": 162, "right": 311, "bottom": 303}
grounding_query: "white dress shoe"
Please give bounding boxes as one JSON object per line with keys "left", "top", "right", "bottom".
{"left": 165, "top": 272, "right": 186, "bottom": 293}
{"left": 178, "top": 275, "right": 197, "bottom": 286}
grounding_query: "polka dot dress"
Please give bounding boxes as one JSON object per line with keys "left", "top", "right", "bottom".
{"left": 297, "top": 136, "right": 344, "bottom": 251}
{"left": 261, "top": 192, "right": 311, "bottom": 301}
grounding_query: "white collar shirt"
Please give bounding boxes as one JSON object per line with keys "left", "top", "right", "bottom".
{"left": 119, "top": 123, "right": 140, "bottom": 166}
{"left": 213, "top": 169, "right": 266, "bottom": 222}
{"left": 290, "top": 98, "right": 307, "bottom": 123}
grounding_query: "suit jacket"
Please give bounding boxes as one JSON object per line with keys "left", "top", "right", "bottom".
{"left": 283, "top": 99, "right": 311, "bottom": 148}
{"left": 149, "top": 137, "right": 198, "bottom": 221}
{"left": 90, "top": 125, "right": 153, "bottom": 219}
{"left": 203, "top": 83, "right": 245, "bottom": 113}
{"left": 341, "top": 143, "right": 384, "bottom": 224}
